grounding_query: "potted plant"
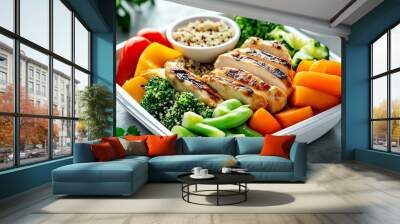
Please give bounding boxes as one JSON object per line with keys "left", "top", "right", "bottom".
{"left": 79, "top": 84, "right": 114, "bottom": 140}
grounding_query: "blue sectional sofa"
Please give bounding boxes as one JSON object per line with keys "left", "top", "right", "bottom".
{"left": 52, "top": 137, "right": 306, "bottom": 196}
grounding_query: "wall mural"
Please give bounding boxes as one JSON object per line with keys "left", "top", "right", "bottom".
{"left": 115, "top": 14, "right": 342, "bottom": 162}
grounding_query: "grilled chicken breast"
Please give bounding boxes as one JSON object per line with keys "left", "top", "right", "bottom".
{"left": 165, "top": 61, "right": 222, "bottom": 107}
{"left": 233, "top": 48, "right": 291, "bottom": 75}
{"left": 215, "top": 52, "right": 292, "bottom": 95}
{"left": 210, "top": 67, "right": 287, "bottom": 113}
{"left": 202, "top": 73, "right": 268, "bottom": 110}
{"left": 241, "top": 37, "right": 292, "bottom": 64}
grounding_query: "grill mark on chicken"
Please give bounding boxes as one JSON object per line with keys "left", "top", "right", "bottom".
{"left": 239, "top": 48, "right": 290, "bottom": 69}
{"left": 230, "top": 53, "right": 288, "bottom": 80}
{"left": 213, "top": 76, "right": 255, "bottom": 96}
{"left": 171, "top": 68, "right": 221, "bottom": 101}
{"left": 222, "top": 68, "right": 271, "bottom": 91}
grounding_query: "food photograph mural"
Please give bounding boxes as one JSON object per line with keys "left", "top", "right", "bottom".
{"left": 116, "top": 0, "right": 342, "bottom": 162}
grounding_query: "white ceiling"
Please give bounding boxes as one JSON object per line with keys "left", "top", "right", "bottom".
{"left": 226, "top": 0, "right": 353, "bottom": 21}
{"left": 167, "top": 0, "right": 384, "bottom": 38}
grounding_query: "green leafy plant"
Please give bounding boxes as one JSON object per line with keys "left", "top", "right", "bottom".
{"left": 79, "top": 84, "right": 114, "bottom": 140}
{"left": 116, "top": 0, "right": 155, "bottom": 32}
{"left": 116, "top": 125, "right": 141, "bottom": 137}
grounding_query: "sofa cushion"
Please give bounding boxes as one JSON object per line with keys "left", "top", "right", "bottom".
{"left": 101, "top": 137, "right": 127, "bottom": 158}
{"left": 53, "top": 158, "right": 147, "bottom": 183}
{"left": 149, "top": 154, "right": 235, "bottom": 172}
{"left": 91, "top": 142, "right": 118, "bottom": 161}
{"left": 73, "top": 140, "right": 100, "bottom": 163}
{"left": 236, "top": 137, "right": 263, "bottom": 155}
{"left": 147, "top": 135, "right": 177, "bottom": 157}
{"left": 119, "top": 139, "right": 148, "bottom": 156}
{"left": 260, "top": 134, "right": 296, "bottom": 159}
{"left": 236, "top": 155, "right": 293, "bottom": 172}
{"left": 180, "top": 137, "right": 235, "bottom": 155}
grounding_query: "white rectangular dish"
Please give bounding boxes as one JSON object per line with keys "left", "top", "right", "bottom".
{"left": 116, "top": 20, "right": 341, "bottom": 144}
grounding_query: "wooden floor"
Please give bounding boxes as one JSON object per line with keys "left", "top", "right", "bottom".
{"left": 1, "top": 162, "right": 400, "bottom": 224}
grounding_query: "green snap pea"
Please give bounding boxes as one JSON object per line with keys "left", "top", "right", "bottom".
{"left": 213, "top": 99, "right": 242, "bottom": 117}
{"left": 202, "top": 105, "right": 253, "bottom": 130}
{"left": 234, "top": 124, "right": 262, "bottom": 137}
{"left": 182, "top": 112, "right": 225, "bottom": 137}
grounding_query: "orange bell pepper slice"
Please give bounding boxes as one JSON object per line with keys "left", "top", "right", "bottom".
{"left": 134, "top": 42, "right": 182, "bottom": 77}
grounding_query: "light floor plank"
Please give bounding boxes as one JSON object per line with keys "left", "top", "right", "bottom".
{"left": 1, "top": 162, "right": 400, "bottom": 224}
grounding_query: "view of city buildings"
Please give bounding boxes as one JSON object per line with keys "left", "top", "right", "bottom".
{"left": 0, "top": 40, "right": 88, "bottom": 169}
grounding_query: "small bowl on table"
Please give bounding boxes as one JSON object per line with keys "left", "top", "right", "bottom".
{"left": 165, "top": 15, "right": 240, "bottom": 63}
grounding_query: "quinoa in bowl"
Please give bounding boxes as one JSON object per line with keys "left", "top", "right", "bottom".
{"left": 172, "top": 19, "right": 235, "bottom": 47}
{"left": 165, "top": 15, "right": 240, "bottom": 63}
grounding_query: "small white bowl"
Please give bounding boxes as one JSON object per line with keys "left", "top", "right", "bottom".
{"left": 165, "top": 15, "right": 240, "bottom": 63}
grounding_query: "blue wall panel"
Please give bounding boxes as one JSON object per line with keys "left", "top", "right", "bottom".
{"left": 344, "top": 0, "right": 400, "bottom": 171}
{"left": 92, "top": 31, "right": 116, "bottom": 135}
{"left": 0, "top": 158, "right": 72, "bottom": 199}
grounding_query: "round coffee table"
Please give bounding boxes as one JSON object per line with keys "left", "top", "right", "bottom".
{"left": 177, "top": 173, "right": 255, "bottom": 206}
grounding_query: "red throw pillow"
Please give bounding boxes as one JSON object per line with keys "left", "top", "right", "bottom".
{"left": 124, "top": 135, "right": 148, "bottom": 141}
{"left": 260, "top": 134, "right": 296, "bottom": 159}
{"left": 146, "top": 135, "right": 177, "bottom": 157}
{"left": 91, "top": 142, "right": 117, "bottom": 162}
{"left": 101, "top": 137, "right": 126, "bottom": 158}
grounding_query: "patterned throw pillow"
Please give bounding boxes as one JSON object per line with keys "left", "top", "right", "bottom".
{"left": 119, "top": 138, "right": 147, "bottom": 156}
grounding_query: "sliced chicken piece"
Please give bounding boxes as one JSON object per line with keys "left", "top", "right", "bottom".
{"left": 215, "top": 52, "right": 292, "bottom": 95}
{"left": 241, "top": 37, "right": 292, "bottom": 64}
{"left": 165, "top": 61, "right": 222, "bottom": 107}
{"left": 234, "top": 48, "right": 291, "bottom": 75}
{"left": 210, "top": 67, "right": 287, "bottom": 113}
{"left": 202, "top": 74, "right": 268, "bottom": 110}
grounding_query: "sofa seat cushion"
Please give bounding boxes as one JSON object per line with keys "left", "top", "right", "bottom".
{"left": 149, "top": 154, "right": 235, "bottom": 172}
{"left": 236, "top": 155, "right": 293, "bottom": 172}
{"left": 53, "top": 159, "right": 147, "bottom": 183}
{"left": 179, "top": 137, "right": 235, "bottom": 155}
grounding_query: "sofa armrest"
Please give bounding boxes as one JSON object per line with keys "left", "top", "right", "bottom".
{"left": 289, "top": 142, "right": 307, "bottom": 181}
{"left": 73, "top": 140, "right": 99, "bottom": 163}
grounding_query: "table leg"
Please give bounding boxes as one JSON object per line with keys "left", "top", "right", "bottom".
{"left": 216, "top": 184, "right": 219, "bottom": 206}
{"left": 245, "top": 183, "right": 247, "bottom": 201}
{"left": 187, "top": 184, "right": 190, "bottom": 202}
{"left": 195, "top": 184, "right": 198, "bottom": 192}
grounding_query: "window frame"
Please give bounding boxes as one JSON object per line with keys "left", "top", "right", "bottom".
{"left": 370, "top": 21, "right": 400, "bottom": 154}
{"left": 0, "top": 0, "right": 92, "bottom": 171}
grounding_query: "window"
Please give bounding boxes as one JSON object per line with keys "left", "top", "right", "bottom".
{"left": 36, "top": 83, "right": 40, "bottom": 95}
{"left": 42, "top": 85, "right": 46, "bottom": 97}
{"left": 28, "top": 67, "right": 34, "bottom": 80}
{"left": 0, "top": 54, "right": 8, "bottom": 88}
{"left": 74, "top": 18, "right": 90, "bottom": 70}
{"left": 0, "top": 0, "right": 91, "bottom": 170}
{"left": 20, "top": 0, "right": 49, "bottom": 49}
{"left": 28, "top": 81, "right": 34, "bottom": 94}
{"left": 0, "top": 0, "right": 14, "bottom": 31}
{"left": 35, "top": 70, "right": 40, "bottom": 81}
{"left": 0, "top": 71, "right": 7, "bottom": 85}
{"left": 0, "top": 35, "right": 13, "bottom": 113}
{"left": 370, "top": 23, "right": 400, "bottom": 154}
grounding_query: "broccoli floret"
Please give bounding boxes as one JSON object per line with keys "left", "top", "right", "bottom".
{"left": 162, "top": 92, "right": 213, "bottom": 130}
{"left": 140, "top": 77, "right": 177, "bottom": 121}
{"left": 234, "top": 16, "right": 282, "bottom": 46}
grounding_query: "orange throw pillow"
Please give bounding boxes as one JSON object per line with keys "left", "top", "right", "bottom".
{"left": 260, "top": 134, "right": 296, "bottom": 159}
{"left": 91, "top": 142, "right": 117, "bottom": 162}
{"left": 124, "top": 135, "right": 148, "bottom": 141}
{"left": 101, "top": 137, "right": 126, "bottom": 158}
{"left": 146, "top": 135, "right": 177, "bottom": 157}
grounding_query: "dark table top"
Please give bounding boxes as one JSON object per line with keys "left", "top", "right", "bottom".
{"left": 177, "top": 173, "right": 255, "bottom": 185}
